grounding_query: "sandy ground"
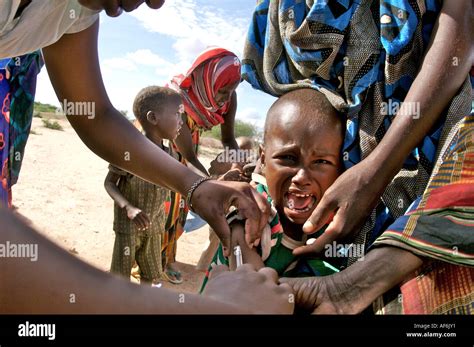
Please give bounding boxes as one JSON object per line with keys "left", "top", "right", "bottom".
{"left": 13, "top": 117, "right": 219, "bottom": 293}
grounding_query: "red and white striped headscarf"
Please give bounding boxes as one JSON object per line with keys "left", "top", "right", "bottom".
{"left": 170, "top": 47, "right": 241, "bottom": 129}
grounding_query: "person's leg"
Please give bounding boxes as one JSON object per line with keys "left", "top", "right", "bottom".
{"left": 136, "top": 232, "right": 165, "bottom": 285}
{"left": 110, "top": 232, "right": 135, "bottom": 280}
{"left": 163, "top": 222, "right": 184, "bottom": 284}
{"left": 196, "top": 227, "right": 220, "bottom": 272}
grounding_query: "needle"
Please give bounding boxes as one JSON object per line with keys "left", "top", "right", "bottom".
{"left": 234, "top": 245, "right": 243, "bottom": 268}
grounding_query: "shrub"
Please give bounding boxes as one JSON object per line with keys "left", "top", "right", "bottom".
{"left": 34, "top": 102, "right": 58, "bottom": 113}
{"left": 42, "top": 119, "right": 63, "bottom": 131}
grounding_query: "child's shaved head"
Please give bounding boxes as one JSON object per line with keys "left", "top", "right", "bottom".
{"left": 264, "top": 88, "right": 344, "bottom": 143}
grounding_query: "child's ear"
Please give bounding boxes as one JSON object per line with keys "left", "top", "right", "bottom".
{"left": 146, "top": 111, "right": 158, "bottom": 125}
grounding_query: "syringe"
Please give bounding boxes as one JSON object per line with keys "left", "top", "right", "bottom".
{"left": 234, "top": 245, "right": 243, "bottom": 268}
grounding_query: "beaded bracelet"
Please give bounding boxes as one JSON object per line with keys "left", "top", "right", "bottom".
{"left": 186, "top": 176, "right": 212, "bottom": 212}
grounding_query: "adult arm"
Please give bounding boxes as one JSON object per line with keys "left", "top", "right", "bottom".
{"left": 173, "top": 116, "right": 209, "bottom": 176}
{"left": 298, "top": 0, "right": 474, "bottom": 253}
{"left": 221, "top": 92, "right": 245, "bottom": 172}
{"left": 281, "top": 246, "right": 423, "bottom": 314}
{"left": 43, "top": 21, "right": 193, "bottom": 193}
{"left": 220, "top": 91, "right": 239, "bottom": 150}
{"left": 42, "top": 20, "right": 270, "bottom": 254}
{"left": 0, "top": 208, "right": 293, "bottom": 314}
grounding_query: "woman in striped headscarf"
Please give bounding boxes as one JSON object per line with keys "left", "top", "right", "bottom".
{"left": 170, "top": 46, "right": 242, "bottom": 175}
{"left": 163, "top": 47, "right": 242, "bottom": 283}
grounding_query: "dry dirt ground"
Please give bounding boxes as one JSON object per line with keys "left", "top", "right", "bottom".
{"left": 13, "top": 117, "right": 222, "bottom": 293}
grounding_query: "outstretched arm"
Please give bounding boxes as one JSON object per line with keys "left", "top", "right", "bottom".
{"left": 282, "top": 246, "right": 423, "bottom": 314}
{"left": 0, "top": 208, "right": 293, "bottom": 314}
{"left": 173, "top": 118, "right": 209, "bottom": 176}
{"left": 43, "top": 21, "right": 196, "bottom": 194}
{"left": 220, "top": 92, "right": 239, "bottom": 151}
{"left": 299, "top": 0, "right": 474, "bottom": 252}
{"left": 42, "top": 20, "right": 270, "bottom": 254}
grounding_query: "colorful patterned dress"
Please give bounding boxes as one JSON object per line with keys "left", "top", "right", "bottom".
{"left": 0, "top": 52, "right": 43, "bottom": 207}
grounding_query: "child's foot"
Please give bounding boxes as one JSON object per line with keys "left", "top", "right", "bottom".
{"left": 131, "top": 263, "right": 141, "bottom": 280}
{"left": 165, "top": 263, "right": 183, "bottom": 284}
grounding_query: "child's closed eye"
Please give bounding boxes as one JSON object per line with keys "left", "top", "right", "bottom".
{"left": 276, "top": 155, "right": 297, "bottom": 163}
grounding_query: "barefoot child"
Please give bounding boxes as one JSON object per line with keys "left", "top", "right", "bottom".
{"left": 201, "top": 88, "right": 345, "bottom": 289}
{"left": 105, "top": 86, "right": 183, "bottom": 285}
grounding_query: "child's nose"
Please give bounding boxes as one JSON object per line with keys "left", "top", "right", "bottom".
{"left": 291, "top": 167, "right": 311, "bottom": 186}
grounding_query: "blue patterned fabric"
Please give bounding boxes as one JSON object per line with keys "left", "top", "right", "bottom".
{"left": 0, "top": 52, "right": 43, "bottom": 207}
{"left": 242, "top": 0, "right": 473, "bottom": 263}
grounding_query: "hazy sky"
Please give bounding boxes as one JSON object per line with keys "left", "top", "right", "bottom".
{"left": 35, "top": 0, "right": 276, "bottom": 128}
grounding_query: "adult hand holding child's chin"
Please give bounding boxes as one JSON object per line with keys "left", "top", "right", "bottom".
{"left": 203, "top": 264, "right": 294, "bottom": 314}
{"left": 293, "top": 159, "right": 387, "bottom": 256}
{"left": 190, "top": 180, "right": 270, "bottom": 257}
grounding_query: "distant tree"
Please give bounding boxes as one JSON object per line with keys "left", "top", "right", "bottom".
{"left": 34, "top": 101, "right": 58, "bottom": 113}
{"left": 202, "top": 120, "right": 258, "bottom": 140}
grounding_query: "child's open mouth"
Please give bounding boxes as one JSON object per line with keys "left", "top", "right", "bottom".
{"left": 284, "top": 191, "right": 317, "bottom": 213}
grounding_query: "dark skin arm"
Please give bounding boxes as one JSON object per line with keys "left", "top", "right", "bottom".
{"left": 41, "top": 20, "right": 270, "bottom": 256}
{"left": 220, "top": 92, "right": 239, "bottom": 150}
{"left": 220, "top": 93, "right": 244, "bottom": 171}
{"left": 104, "top": 170, "right": 150, "bottom": 230}
{"left": 0, "top": 209, "right": 294, "bottom": 314}
{"left": 43, "top": 21, "right": 187, "bottom": 193}
{"left": 228, "top": 223, "right": 265, "bottom": 271}
{"left": 173, "top": 92, "right": 239, "bottom": 176}
{"left": 281, "top": 246, "right": 423, "bottom": 314}
{"left": 174, "top": 114, "right": 209, "bottom": 176}
{"left": 298, "top": 0, "right": 474, "bottom": 254}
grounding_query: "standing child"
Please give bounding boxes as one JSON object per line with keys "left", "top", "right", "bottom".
{"left": 105, "top": 86, "right": 183, "bottom": 285}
